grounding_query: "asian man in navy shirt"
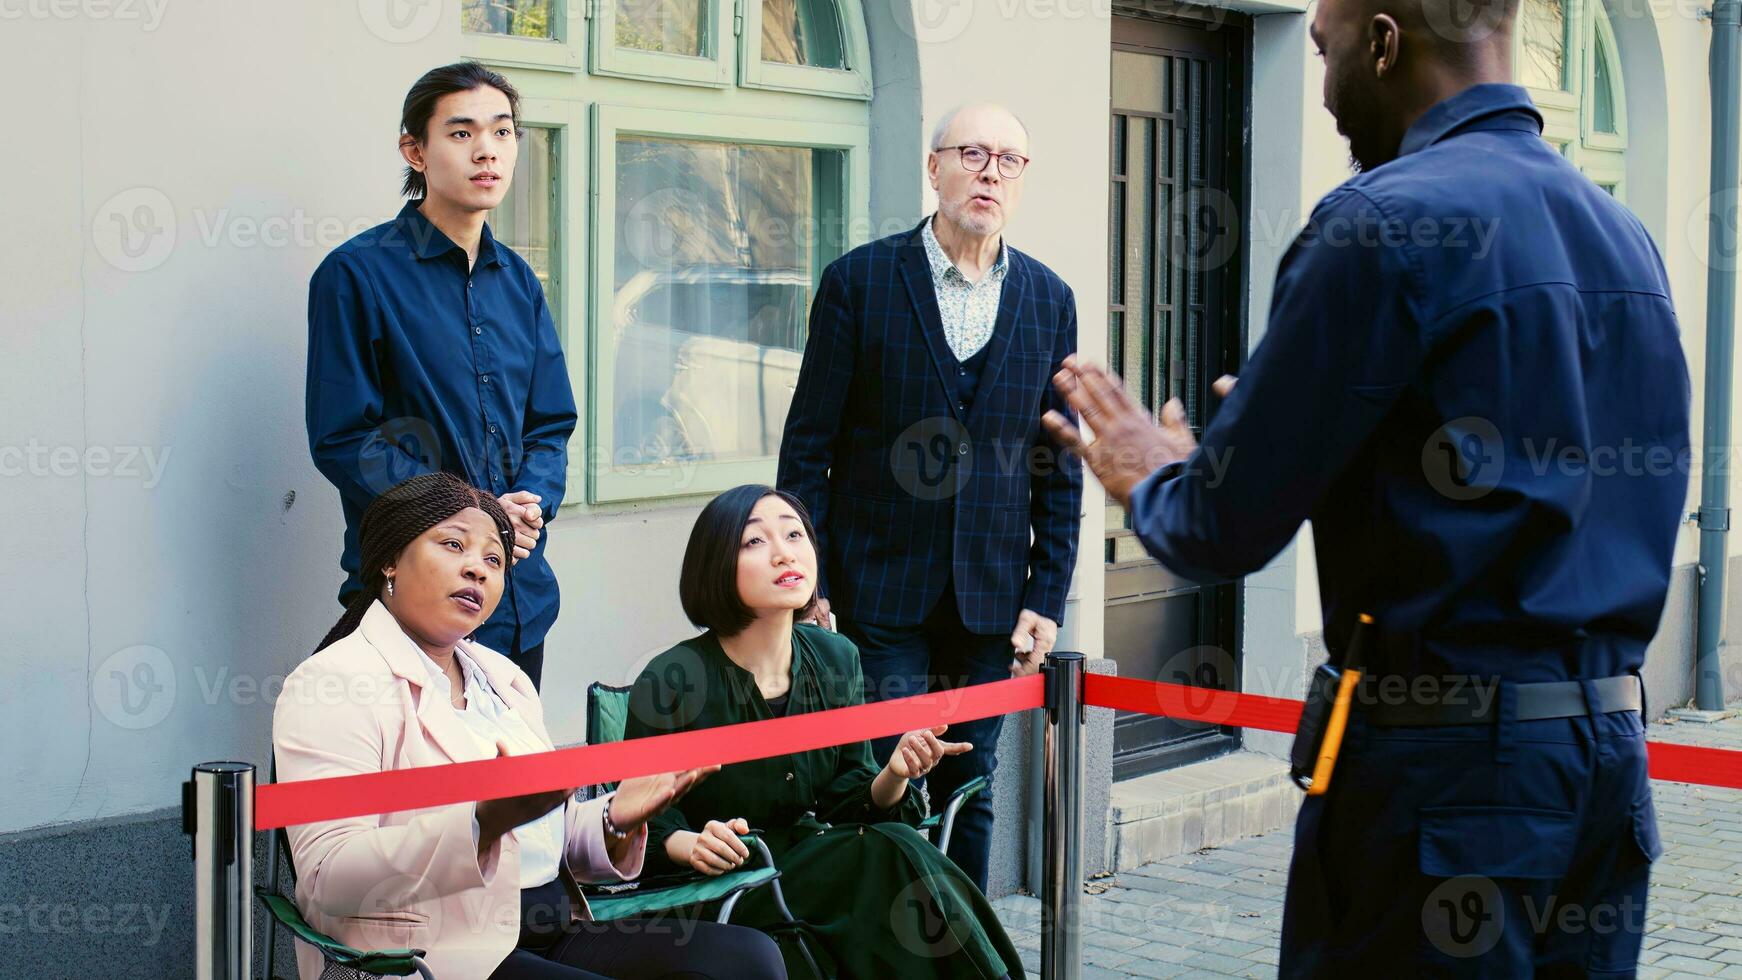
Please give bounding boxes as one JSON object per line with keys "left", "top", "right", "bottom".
{"left": 306, "top": 62, "right": 577, "bottom": 688}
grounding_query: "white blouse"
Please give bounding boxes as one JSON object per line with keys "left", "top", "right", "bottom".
{"left": 424, "top": 648, "right": 566, "bottom": 889}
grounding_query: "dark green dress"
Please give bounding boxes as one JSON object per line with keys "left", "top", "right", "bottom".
{"left": 624, "top": 624, "right": 1023, "bottom": 980}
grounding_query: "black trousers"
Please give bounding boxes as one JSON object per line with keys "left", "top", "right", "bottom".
{"left": 486, "top": 879, "right": 786, "bottom": 979}
{"left": 1280, "top": 708, "right": 1661, "bottom": 977}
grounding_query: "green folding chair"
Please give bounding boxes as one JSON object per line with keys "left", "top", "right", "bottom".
{"left": 259, "top": 758, "right": 434, "bottom": 980}
{"left": 584, "top": 682, "right": 824, "bottom": 977}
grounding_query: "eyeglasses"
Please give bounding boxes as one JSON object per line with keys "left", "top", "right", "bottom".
{"left": 938, "top": 144, "right": 1030, "bottom": 180}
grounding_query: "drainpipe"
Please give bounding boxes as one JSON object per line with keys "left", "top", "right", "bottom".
{"left": 1697, "top": 0, "right": 1741, "bottom": 710}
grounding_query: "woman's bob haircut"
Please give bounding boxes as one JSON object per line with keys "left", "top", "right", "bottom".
{"left": 679, "top": 485, "right": 820, "bottom": 637}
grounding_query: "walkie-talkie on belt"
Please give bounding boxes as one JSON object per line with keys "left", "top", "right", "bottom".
{"left": 1289, "top": 613, "right": 1374, "bottom": 796}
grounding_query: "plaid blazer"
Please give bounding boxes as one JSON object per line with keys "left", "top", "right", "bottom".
{"left": 777, "top": 218, "right": 1083, "bottom": 633}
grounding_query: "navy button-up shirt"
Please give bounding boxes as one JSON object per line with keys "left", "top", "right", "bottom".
{"left": 1130, "top": 85, "right": 1691, "bottom": 682}
{"left": 306, "top": 200, "right": 577, "bottom": 653}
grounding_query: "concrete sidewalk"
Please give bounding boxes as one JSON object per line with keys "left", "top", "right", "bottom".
{"left": 993, "top": 710, "right": 1742, "bottom": 979}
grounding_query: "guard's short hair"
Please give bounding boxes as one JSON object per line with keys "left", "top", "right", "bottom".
{"left": 680, "top": 485, "right": 820, "bottom": 637}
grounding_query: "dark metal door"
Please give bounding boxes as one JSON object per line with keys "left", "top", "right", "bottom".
{"left": 1105, "top": 9, "right": 1248, "bottom": 779}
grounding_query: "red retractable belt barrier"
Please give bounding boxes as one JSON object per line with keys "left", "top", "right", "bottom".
{"left": 254, "top": 670, "right": 1742, "bottom": 831}
{"left": 254, "top": 674, "right": 1043, "bottom": 831}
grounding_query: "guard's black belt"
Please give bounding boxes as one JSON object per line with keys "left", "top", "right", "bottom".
{"left": 1363, "top": 674, "right": 1642, "bottom": 726}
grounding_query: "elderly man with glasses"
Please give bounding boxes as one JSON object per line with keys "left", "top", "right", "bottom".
{"left": 777, "top": 102, "right": 1083, "bottom": 891}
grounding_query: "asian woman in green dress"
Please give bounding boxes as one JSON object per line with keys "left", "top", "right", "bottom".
{"left": 623, "top": 485, "right": 1024, "bottom": 980}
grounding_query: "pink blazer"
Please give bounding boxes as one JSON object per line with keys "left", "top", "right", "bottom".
{"left": 273, "top": 600, "right": 644, "bottom": 980}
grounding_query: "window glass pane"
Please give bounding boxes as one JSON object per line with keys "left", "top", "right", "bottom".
{"left": 463, "top": 0, "right": 555, "bottom": 38}
{"left": 612, "top": 137, "right": 844, "bottom": 466}
{"left": 1520, "top": 0, "right": 1568, "bottom": 91}
{"left": 493, "top": 128, "right": 559, "bottom": 330}
{"left": 1592, "top": 28, "right": 1618, "bottom": 134}
{"left": 761, "top": 0, "right": 847, "bottom": 68}
{"left": 616, "top": 0, "right": 709, "bottom": 56}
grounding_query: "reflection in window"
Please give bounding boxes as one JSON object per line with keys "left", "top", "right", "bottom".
{"left": 1592, "top": 28, "right": 1618, "bottom": 134}
{"left": 616, "top": 0, "right": 709, "bottom": 56}
{"left": 493, "top": 128, "right": 558, "bottom": 329}
{"left": 1520, "top": 0, "right": 1568, "bottom": 91}
{"left": 463, "top": 0, "right": 555, "bottom": 38}
{"left": 761, "top": 0, "right": 847, "bottom": 68}
{"left": 612, "top": 137, "right": 845, "bottom": 465}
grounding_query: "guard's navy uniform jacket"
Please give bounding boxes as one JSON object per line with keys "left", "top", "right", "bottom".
{"left": 1128, "top": 85, "right": 1690, "bottom": 975}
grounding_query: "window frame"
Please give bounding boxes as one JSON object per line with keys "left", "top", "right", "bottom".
{"left": 738, "top": 0, "right": 874, "bottom": 101}
{"left": 460, "top": 0, "right": 586, "bottom": 71}
{"left": 1581, "top": 5, "right": 1628, "bottom": 152}
{"left": 1520, "top": 0, "right": 1627, "bottom": 198}
{"left": 591, "top": 0, "right": 736, "bottom": 89}
{"left": 1519, "top": 0, "right": 1581, "bottom": 113}
{"left": 585, "top": 102, "right": 869, "bottom": 503}
{"left": 485, "top": 98, "right": 588, "bottom": 491}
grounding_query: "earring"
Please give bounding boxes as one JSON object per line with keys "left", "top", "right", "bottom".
{"left": 386, "top": 578, "right": 396, "bottom": 598}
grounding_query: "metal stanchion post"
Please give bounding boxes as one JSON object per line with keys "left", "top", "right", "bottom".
{"left": 184, "top": 762, "right": 254, "bottom": 980}
{"left": 1040, "top": 652, "right": 1085, "bottom": 980}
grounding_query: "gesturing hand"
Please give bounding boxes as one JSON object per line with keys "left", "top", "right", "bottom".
{"left": 686, "top": 818, "right": 752, "bottom": 876}
{"left": 474, "top": 742, "right": 573, "bottom": 853}
{"left": 885, "top": 725, "right": 972, "bottom": 780}
{"left": 1041, "top": 357, "right": 1198, "bottom": 507}
{"left": 608, "top": 766, "right": 718, "bottom": 832}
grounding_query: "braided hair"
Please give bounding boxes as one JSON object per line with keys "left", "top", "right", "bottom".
{"left": 316, "top": 472, "right": 517, "bottom": 654}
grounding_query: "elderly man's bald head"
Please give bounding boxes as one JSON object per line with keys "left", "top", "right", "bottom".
{"left": 1310, "top": 0, "right": 1517, "bottom": 169}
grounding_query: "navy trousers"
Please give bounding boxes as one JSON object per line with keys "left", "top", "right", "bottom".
{"left": 1280, "top": 707, "right": 1662, "bottom": 977}
{"left": 838, "top": 583, "right": 1012, "bottom": 892}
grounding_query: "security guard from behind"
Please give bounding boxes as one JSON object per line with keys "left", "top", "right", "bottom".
{"left": 1040, "top": 0, "right": 1692, "bottom": 971}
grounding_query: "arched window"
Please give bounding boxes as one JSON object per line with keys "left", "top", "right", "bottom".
{"left": 463, "top": 0, "right": 874, "bottom": 503}
{"left": 1518, "top": 0, "right": 1628, "bottom": 196}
